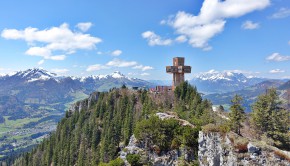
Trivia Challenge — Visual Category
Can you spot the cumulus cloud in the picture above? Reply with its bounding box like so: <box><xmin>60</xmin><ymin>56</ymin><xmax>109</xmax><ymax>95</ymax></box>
<box><xmin>37</xmin><ymin>59</ymin><xmax>45</xmax><ymax>65</ymax></box>
<box><xmin>241</xmin><ymin>21</ymin><xmax>260</xmax><ymax>30</ymax></box>
<box><xmin>76</xmin><ymin>22</ymin><xmax>93</xmax><ymax>32</ymax></box>
<box><xmin>142</xmin><ymin>31</ymin><xmax>172</xmax><ymax>46</ymax></box>
<box><xmin>163</xmin><ymin>0</ymin><xmax>269</xmax><ymax>49</ymax></box>
<box><xmin>266</xmin><ymin>53</ymin><xmax>290</xmax><ymax>62</ymax></box>
<box><xmin>270</xmin><ymin>8</ymin><xmax>290</xmax><ymax>19</ymax></box>
<box><xmin>106</xmin><ymin>58</ymin><xmax>137</xmax><ymax>67</ymax></box>
<box><xmin>86</xmin><ymin>64</ymin><xmax>110</xmax><ymax>72</ymax></box>
<box><xmin>51</xmin><ymin>68</ymin><xmax>69</xmax><ymax>74</ymax></box>
<box><xmin>175</xmin><ymin>35</ymin><xmax>187</xmax><ymax>43</ymax></box>
<box><xmin>87</xmin><ymin>58</ymin><xmax>153</xmax><ymax>73</ymax></box>
<box><xmin>111</xmin><ymin>50</ymin><xmax>122</xmax><ymax>56</ymax></box>
<box><xmin>269</xmin><ymin>69</ymin><xmax>285</xmax><ymax>74</ymax></box>
<box><xmin>133</xmin><ymin>65</ymin><xmax>154</xmax><ymax>71</ymax></box>
<box><xmin>1</xmin><ymin>23</ymin><xmax>101</xmax><ymax>61</ymax></box>
<box><xmin>25</xmin><ymin>47</ymin><xmax>66</xmax><ymax>60</ymax></box>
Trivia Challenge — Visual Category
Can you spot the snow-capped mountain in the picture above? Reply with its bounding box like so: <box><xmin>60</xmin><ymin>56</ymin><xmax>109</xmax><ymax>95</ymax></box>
<box><xmin>190</xmin><ymin>71</ymin><xmax>266</xmax><ymax>93</ymax></box>
<box><xmin>193</xmin><ymin>71</ymin><xmax>248</xmax><ymax>82</ymax></box>
<box><xmin>0</xmin><ymin>68</ymin><xmax>155</xmax><ymax>101</ymax></box>
<box><xmin>0</xmin><ymin>68</ymin><xmax>155</xmax><ymax>119</ymax></box>
<box><xmin>0</xmin><ymin>69</ymin><xmax>153</xmax><ymax>88</ymax></box>
<box><xmin>12</xmin><ymin>68</ymin><xmax>57</xmax><ymax>82</ymax></box>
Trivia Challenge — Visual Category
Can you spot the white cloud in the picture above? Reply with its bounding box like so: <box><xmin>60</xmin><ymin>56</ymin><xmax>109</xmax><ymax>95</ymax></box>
<box><xmin>288</xmin><ymin>41</ymin><xmax>290</xmax><ymax>45</ymax></box>
<box><xmin>87</xmin><ymin>58</ymin><xmax>153</xmax><ymax>73</ymax></box>
<box><xmin>270</xmin><ymin>8</ymin><xmax>290</xmax><ymax>19</ymax></box>
<box><xmin>141</xmin><ymin>73</ymin><xmax>150</xmax><ymax>76</ymax></box>
<box><xmin>25</xmin><ymin>47</ymin><xmax>67</xmax><ymax>60</ymax></box>
<box><xmin>1</xmin><ymin>23</ymin><xmax>101</xmax><ymax>61</ymax></box>
<box><xmin>106</xmin><ymin>58</ymin><xmax>137</xmax><ymax>67</ymax></box>
<box><xmin>164</xmin><ymin>0</ymin><xmax>269</xmax><ymax>49</ymax></box>
<box><xmin>142</xmin><ymin>31</ymin><xmax>172</xmax><ymax>46</ymax></box>
<box><xmin>269</xmin><ymin>69</ymin><xmax>285</xmax><ymax>74</ymax></box>
<box><xmin>224</xmin><ymin>69</ymin><xmax>260</xmax><ymax>75</ymax></box>
<box><xmin>133</xmin><ymin>65</ymin><xmax>154</xmax><ymax>71</ymax></box>
<box><xmin>266</xmin><ymin>53</ymin><xmax>290</xmax><ymax>62</ymax></box>
<box><xmin>175</xmin><ymin>35</ymin><xmax>187</xmax><ymax>43</ymax></box>
<box><xmin>241</xmin><ymin>21</ymin><xmax>260</xmax><ymax>30</ymax></box>
<box><xmin>111</xmin><ymin>50</ymin><xmax>122</xmax><ymax>56</ymax></box>
<box><xmin>51</xmin><ymin>68</ymin><xmax>69</xmax><ymax>74</ymax></box>
<box><xmin>128</xmin><ymin>72</ymin><xmax>137</xmax><ymax>76</ymax></box>
<box><xmin>160</xmin><ymin>20</ymin><xmax>166</xmax><ymax>25</ymax></box>
<box><xmin>86</xmin><ymin>64</ymin><xmax>110</xmax><ymax>71</ymax></box>
<box><xmin>76</xmin><ymin>22</ymin><xmax>93</xmax><ymax>32</ymax></box>
<box><xmin>37</xmin><ymin>60</ymin><xmax>45</xmax><ymax>65</ymax></box>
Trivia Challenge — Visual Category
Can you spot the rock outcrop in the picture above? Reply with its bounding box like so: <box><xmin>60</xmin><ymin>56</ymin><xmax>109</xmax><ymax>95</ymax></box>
<box><xmin>119</xmin><ymin>135</ymin><xmax>195</xmax><ymax>166</ymax></box>
<box><xmin>198</xmin><ymin>131</ymin><xmax>290</xmax><ymax>166</ymax></box>
<box><xmin>70</xmin><ymin>92</ymin><xmax>99</xmax><ymax>112</ymax></box>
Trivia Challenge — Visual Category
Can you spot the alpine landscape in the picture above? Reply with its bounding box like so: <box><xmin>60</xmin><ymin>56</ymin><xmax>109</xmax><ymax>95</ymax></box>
<box><xmin>0</xmin><ymin>0</ymin><xmax>289</xmax><ymax>166</ymax></box>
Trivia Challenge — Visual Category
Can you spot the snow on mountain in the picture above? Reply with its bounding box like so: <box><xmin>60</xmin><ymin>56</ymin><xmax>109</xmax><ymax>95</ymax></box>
<box><xmin>0</xmin><ymin>68</ymin><xmax>154</xmax><ymax>91</ymax></box>
<box><xmin>12</xmin><ymin>68</ymin><xmax>57</xmax><ymax>82</ymax></box>
<box><xmin>193</xmin><ymin>70</ymin><xmax>248</xmax><ymax>82</ymax></box>
<box><xmin>191</xmin><ymin>71</ymin><xmax>266</xmax><ymax>93</ymax></box>
<box><xmin>110</xmin><ymin>71</ymin><xmax>125</xmax><ymax>78</ymax></box>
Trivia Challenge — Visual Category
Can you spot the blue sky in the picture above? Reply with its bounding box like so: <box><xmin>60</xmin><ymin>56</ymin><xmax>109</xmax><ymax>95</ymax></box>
<box><xmin>0</xmin><ymin>0</ymin><xmax>289</xmax><ymax>80</ymax></box>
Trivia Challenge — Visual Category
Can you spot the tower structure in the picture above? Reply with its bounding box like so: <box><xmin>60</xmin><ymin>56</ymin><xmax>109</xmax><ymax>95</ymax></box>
<box><xmin>166</xmin><ymin>57</ymin><xmax>191</xmax><ymax>90</ymax></box>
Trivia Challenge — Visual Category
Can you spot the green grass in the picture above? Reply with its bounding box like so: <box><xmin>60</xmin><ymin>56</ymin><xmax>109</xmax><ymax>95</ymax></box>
<box><xmin>0</xmin><ymin>116</ymin><xmax>40</xmax><ymax>134</ymax></box>
<box><xmin>38</xmin><ymin>106</ymin><xmax>56</xmax><ymax>111</ymax></box>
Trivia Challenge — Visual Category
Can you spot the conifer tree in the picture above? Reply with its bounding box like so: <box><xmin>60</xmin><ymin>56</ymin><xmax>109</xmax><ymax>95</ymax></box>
<box><xmin>251</xmin><ymin>88</ymin><xmax>289</xmax><ymax>149</ymax></box>
<box><xmin>229</xmin><ymin>94</ymin><xmax>245</xmax><ymax>135</ymax></box>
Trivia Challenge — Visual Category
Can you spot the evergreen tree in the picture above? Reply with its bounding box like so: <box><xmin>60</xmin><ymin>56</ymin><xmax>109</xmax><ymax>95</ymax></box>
<box><xmin>251</xmin><ymin>88</ymin><xmax>289</xmax><ymax>149</ymax></box>
<box><xmin>229</xmin><ymin>94</ymin><xmax>245</xmax><ymax>135</ymax></box>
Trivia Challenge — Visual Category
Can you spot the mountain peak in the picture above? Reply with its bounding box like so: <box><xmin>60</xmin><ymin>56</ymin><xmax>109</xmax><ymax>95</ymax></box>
<box><xmin>15</xmin><ymin>68</ymin><xmax>57</xmax><ymax>82</ymax></box>
<box><xmin>110</xmin><ymin>71</ymin><xmax>125</xmax><ymax>78</ymax></box>
<box><xmin>194</xmin><ymin>71</ymin><xmax>247</xmax><ymax>82</ymax></box>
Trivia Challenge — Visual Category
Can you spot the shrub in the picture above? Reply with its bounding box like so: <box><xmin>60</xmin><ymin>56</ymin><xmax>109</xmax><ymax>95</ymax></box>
<box><xmin>126</xmin><ymin>154</ymin><xmax>142</xmax><ymax>166</ymax></box>
<box><xmin>202</xmin><ymin>123</ymin><xmax>230</xmax><ymax>134</ymax></box>
<box><xmin>171</xmin><ymin>138</ymin><xmax>181</xmax><ymax>149</ymax></box>
<box><xmin>99</xmin><ymin>158</ymin><xmax>125</xmax><ymax>166</ymax></box>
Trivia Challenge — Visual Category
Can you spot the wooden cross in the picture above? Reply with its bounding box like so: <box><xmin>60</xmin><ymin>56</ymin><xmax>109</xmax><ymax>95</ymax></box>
<box><xmin>166</xmin><ymin>57</ymin><xmax>191</xmax><ymax>90</ymax></box>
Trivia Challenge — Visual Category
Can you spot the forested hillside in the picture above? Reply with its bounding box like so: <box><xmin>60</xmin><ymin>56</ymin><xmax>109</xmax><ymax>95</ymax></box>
<box><xmin>9</xmin><ymin>82</ymin><xmax>216</xmax><ymax>165</ymax></box>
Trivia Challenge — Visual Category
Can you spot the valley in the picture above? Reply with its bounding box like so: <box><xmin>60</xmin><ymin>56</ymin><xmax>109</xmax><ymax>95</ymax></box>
<box><xmin>0</xmin><ymin>68</ymin><xmax>155</xmax><ymax>160</ymax></box>
<box><xmin>0</xmin><ymin>68</ymin><xmax>289</xmax><ymax>162</ymax></box>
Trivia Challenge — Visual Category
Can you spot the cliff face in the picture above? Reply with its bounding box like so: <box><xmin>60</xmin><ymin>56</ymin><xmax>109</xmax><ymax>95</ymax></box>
<box><xmin>198</xmin><ymin>131</ymin><xmax>290</xmax><ymax>166</ymax></box>
<box><xmin>70</xmin><ymin>91</ymin><xmax>99</xmax><ymax>112</ymax></box>
<box><xmin>119</xmin><ymin>135</ymin><xmax>195</xmax><ymax>166</ymax></box>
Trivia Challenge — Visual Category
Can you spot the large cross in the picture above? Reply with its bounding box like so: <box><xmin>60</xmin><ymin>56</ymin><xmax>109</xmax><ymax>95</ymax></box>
<box><xmin>166</xmin><ymin>57</ymin><xmax>191</xmax><ymax>90</ymax></box>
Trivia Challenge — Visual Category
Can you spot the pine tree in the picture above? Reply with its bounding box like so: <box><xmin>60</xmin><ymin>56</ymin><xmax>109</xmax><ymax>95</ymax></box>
<box><xmin>229</xmin><ymin>94</ymin><xmax>245</xmax><ymax>135</ymax></box>
<box><xmin>251</xmin><ymin>88</ymin><xmax>289</xmax><ymax>149</ymax></box>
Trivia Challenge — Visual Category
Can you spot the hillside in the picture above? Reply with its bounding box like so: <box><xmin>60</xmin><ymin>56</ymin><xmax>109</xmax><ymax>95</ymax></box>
<box><xmin>204</xmin><ymin>80</ymin><xmax>286</xmax><ymax>112</ymax></box>
<box><xmin>279</xmin><ymin>80</ymin><xmax>290</xmax><ymax>90</ymax></box>
<box><xmin>9</xmin><ymin>82</ymin><xmax>215</xmax><ymax>165</ymax></box>
<box><xmin>0</xmin><ymin>68</ymin><xmax>155</xmax><ymax>160</ymax></box>
<box><xmin>190</xmin><ymin>71</ymin><xmax>266</xmax><ymax>94</ymax></box>
<box><xmin>2</xmin><ymin>82</ymin><xmax>288</xmax><ymax>165</ymax></box>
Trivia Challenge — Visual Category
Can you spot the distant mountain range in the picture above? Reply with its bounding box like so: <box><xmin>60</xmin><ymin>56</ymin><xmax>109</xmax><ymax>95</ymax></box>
<box><xmin>204</xmin><ymin>80</ymin><xmax>290</xmax><ymax>112</ymax></box>
<box><xmin>0</xmin><ymin>68</ymin><xmax>155</xmax><ymax>119</ymax></box>
<box><xmin>0</xmin><ymin>68</ymin><xmax>156</xmax><ymax>160</ymax></box>
<box><xmin>0</xmin><ymin>68</ymin><xmax>289</xmax><ymax>160</ymax></box>
<box><xmin>190</xmin><ymin>71</ymin><xmax>267</xmax><ymax>94</ymax></box>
